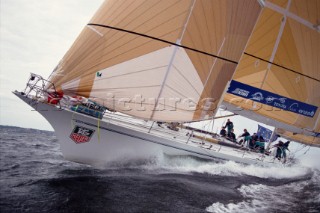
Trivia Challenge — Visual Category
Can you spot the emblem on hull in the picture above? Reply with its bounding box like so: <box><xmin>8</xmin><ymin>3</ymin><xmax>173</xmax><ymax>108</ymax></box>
<box><xmin>70</xmin><ymin>125</ymin><xmax>95</xmax><ymax>144</ymax></box>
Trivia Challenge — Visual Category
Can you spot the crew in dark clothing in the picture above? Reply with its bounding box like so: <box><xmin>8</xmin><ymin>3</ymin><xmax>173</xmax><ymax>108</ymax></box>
<box><xmin>249</xmin><ymin>139</ymin><xmax>255</xmax><ymax>149</ymax></box>
<box><xmin>255</xmin><ymin>136</ymin><xmax>266</xmax><ymax>153</ymax></box>
<box><xmin>282</xmin><ymin>141</ymin><xmax>290</xmax><ymax>162</ymax></box>
<box><xmin>250</xmin><ymin>133</ymin><xmax>258</xmax><ymax>149</ymax></box>
<box><xmin>239</xmin><ymin>129</ymin><xmax>251</xmax><ymax>147</ymax></box>
<box><xmin>252</xmin><ymin>133</ymin><xmax>258</xmax><ymax>142</ymax></box>
<box><xmin>220</xmin><ymin>127</ymin><xmax>227</xmax><ymax>137</ymax></box>
<box><xmin>227</xmin><ymin>129</ymin><xmax>236</xmax><ymax>142</ymax></box>
<box><xmin>167</xmin><ymin>122</ymin><xmax>179</xmax><ymax>131</ymax></box>
<box><xmin>274</xmin><ymin>141</ymin><xmax>284</xmax><ymax>160</ymax></box>
<box><xmin>239</xmin><ymin>129</ymin><xmax>250</xmax><ymax>137</ymax></box>
<box><xmin>224</xmin><ymin>119</ymin><xmax>234</xmax><ymax>135</ymax></box>
<box><xmin>157</xmin><ymin>122</ymin><xmax>164</xmax><ymax>127</ymax></box>
<box><xmin>259</xmin><ymin>136</ymin><xmax>265</xmax><ymax>142</ymax></box>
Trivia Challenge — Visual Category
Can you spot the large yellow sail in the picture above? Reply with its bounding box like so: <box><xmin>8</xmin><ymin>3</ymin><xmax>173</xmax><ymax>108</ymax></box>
<box><xmin>47</xmin><ymin>0</ymin><xmax>262</xmax><ymax>122</ymax></box>
<box><xmin>223</xmin><ymin>0</ymin><xmax>320</xmax><ymax>145</ymax></box>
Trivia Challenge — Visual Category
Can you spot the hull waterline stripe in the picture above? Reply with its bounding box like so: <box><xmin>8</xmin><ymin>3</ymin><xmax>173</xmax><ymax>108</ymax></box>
<box><xmin>87</xmin><ymin>23</ymin><xmax>238</xmax><ymax>65</ymax></box>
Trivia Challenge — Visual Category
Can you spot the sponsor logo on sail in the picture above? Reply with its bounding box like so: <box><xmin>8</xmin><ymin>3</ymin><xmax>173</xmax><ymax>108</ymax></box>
<box><xmin>227</xmin><ymin>80</ymin><xmax>318</xmax><ymax>118</ymax></box>
<box><xmin>231</xmin><ymin>88</ymin><xmax>249</xmax><ymax>97</ymax></box>
<box><xmin>70</xmin><ymin>125</ymin><xmax>95</xmax><ymax>144</ymax></box>
<box><xmin>267</xmin><ymin>96</ymin><xmax>287</xmax><ymax>104</ymax></box>
<box><xmin>278</xmin><ymin>98</ymin><xmax>286</xmax><ymax>104</ymax></box>
<box><xmin>289</xmin><ymin>103</ymin><xmax>299</xmax><ymax>112</ymax></box>
<box><xmin>251</xmin><ymin>92</ymin><xmax>264</xmax><ymax>101</ymax></box>
<box><xmin>266</xmin><ymin>96</ymin><xmax>276</xmax><ymax>103</ymax></box>
<box><xmin>298</xmin><ymin>109</ymin><xmax>315</xmax><ymax>117</ymax></box>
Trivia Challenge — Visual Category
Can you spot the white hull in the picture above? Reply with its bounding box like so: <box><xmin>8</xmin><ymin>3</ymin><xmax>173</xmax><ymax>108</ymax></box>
<box><xmin>15</xmin><ymin>92</ymin><xmax>281</xmax><ymax>166</ymax></box>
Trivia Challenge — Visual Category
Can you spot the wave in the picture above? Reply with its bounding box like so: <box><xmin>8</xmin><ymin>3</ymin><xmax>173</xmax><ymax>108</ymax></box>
<box><xmin>206</xmin><ymin>170</ymin><xmax>320</xmax><ymax>213</ymax></box>
<box><xmin>131</xmin><ymin>154</ymin><xmax>313</xmax><ymax>180</ymax></box>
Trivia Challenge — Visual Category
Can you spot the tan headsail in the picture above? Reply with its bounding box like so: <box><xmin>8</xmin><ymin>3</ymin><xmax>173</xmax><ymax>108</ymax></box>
<box><xmin>223</xmin><ymin>0</ymin><xmax>320</xmax><ymax>145</ymax></box>
<box><xmin>47</xmin><ymin>0</ymin><xmax>262</xmax><ymax>122</ymax></box>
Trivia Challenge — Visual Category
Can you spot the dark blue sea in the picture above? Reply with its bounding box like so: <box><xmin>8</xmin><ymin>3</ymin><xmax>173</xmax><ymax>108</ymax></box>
<box><xmin>0</xmin><ymin>125</ymin><xmax>319</xmax><ymax>213</ymax></box>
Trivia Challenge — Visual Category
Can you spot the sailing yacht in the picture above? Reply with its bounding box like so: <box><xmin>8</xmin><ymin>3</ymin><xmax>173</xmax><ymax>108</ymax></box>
<box><xmin>14</xmin><ymin>0</ymin><xmax>319</xmax><ymax>166</ymax></box>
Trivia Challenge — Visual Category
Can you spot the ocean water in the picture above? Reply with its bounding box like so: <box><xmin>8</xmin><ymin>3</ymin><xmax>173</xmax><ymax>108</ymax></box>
<box><xmin>0</xmin><ymin>126</ymin><xmax>319</xmax><ymax>213</ymax></box>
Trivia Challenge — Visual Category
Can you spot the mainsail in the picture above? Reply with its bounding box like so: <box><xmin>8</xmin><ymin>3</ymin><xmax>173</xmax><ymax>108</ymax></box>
<box><xmin>47</xmin><ymin>0</ymin><xmax>262</xmax><ymax>122</ymax></box>
<box><xmin>223</xmin><ymin>0</ymin><xmax>320</xmax><ymax>146</ymax></box>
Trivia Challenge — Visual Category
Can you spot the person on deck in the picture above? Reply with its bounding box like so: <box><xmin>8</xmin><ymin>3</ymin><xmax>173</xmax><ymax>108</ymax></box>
<box><xmin>252</xmin><ymin>133</ymin><xmax>258</xmax><ymax>142</ymax></box>
<box><xmin>220</xmin><ymin>127</ymin><xmax>227</xmax><ymax>137</ymax></box>
<box><xmin>273</xmin><ymin>141</ymin><xmax>284</xmax><ymax>160</ymax></box>
<box><xmin>227</xmin><ymin>129</ymin><xmax>236</xmax><ymax>142</ymax></box>
<box><xmin>255</xmin><ymin>136</ymin><xmax>266</xmax><ymax>153</ymax></box>
<box><xmin>259</xmin><ymin>135</ymin><xmax>265</xmax><ymax>142</ymax></box>
<box><xmin>249</xmin><ymin>133</ymin><xmax>258</xmax><ymax>149</ymax></box>
<box><xmin>168</xmin><ymin>122</ymin><xmax>179</xmax><ymax>131</ymax></box>
<box><xmin>282</xmin><ymin>141</ymin><xmax>291</xmax><ymax>162</ymax></box>
<box><xmin>249</xmin><ymin>138</ymin><xmax>255</xmax><ymax>149</ymax></box>
<box><xmin>224</xmin><ymin>119</ymin><xmax>234</xmax><ymax>136</ymax></box>
<box><xmin>239</xmin><ymin>129</ymin><xmax>251</xmax><ymax>148</ymax></box>
<box><xmin>157</xmin><ymin>122</ymin><xmax>164</xmax><ymax>127</ymax></box>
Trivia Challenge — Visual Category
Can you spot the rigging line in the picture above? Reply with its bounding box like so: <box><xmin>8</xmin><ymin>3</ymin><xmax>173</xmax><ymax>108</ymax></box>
<box><xmin>87</xmin><ymin>23</ymin><xmax>238</xmax><ymax>65</ymax></box>
<box><xmin>171</xmin><ymin>64</ymin><xmax>201</xmax><ymax>96</ymax></box>
<box><xmin>244</xmin><ymin>52</ymin><xmax>320</xmax><ymax>82</ymax></box>
<box><xmin>165</xmin><ymin>84</ymin><xmax>197</xmax><ymax>100</ymax></box>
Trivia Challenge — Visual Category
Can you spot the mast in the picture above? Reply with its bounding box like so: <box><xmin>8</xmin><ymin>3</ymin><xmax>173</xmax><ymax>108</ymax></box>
<box><xmin>259</xmin><ymin>0</ymin><xmax>292</xmax><ymax>89</ymax></box>
<box><xmin>149</xmin><ymin>0</ymin><xmax>196</xmax><ymax>120</ymax></box>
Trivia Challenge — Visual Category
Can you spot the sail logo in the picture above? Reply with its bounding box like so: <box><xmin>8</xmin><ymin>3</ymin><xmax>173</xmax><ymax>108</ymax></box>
<box><xmin>251</xmin><ymin>92</ymin><xmax>264</xmax><ymax>101</ymax></box>
<box><xmin>289</xmin><ymin>103</ymin><xmax>299</xmax><ymax>112</ymax></box>
<box><xmin>231</xmin><ymin>88</ymin><xmax>249</xmax><ymax>97</ymax></box>
<box><xmin>298</xmin><ymin>109</ymin><xmax>315</xmax><ymax>117</ymax></box>
<box><xmin>227</xmin><ymin>80</ymin><xmax>318</xmax><ymax>118</ymax></box>
<box><xmin>266</xmin><ymin>96</ymin><xmax>286</xmax><ymax>104</ymax></box>
<box><xmin>70</xmin><ymin>125</ymin><xmax>95</xmax><ymax>144</ymax></box>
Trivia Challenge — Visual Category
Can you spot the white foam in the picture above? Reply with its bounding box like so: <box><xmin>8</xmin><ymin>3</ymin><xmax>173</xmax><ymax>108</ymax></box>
<box><xmin>206</xmin><ymin>184</ymin><xmax>292</xmax><ymax>213</ymax></box>
<box><xmin>143</xmin><ymin>155</ymin><xmax>311</xmax><ymax>179</ymax></box>
<box><xmin>225</xmin><ymin>163</ymin><xmax>311</xmax><ymax>179</ymax></box>
<box><xmin>206</xmin><ymin>201</ymin><xmax>259</xmax><ymax>213</ymax></box>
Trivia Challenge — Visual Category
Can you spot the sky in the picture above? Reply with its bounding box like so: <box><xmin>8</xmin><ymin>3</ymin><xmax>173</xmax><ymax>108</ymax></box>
<box><xmin>0</xmin><ymin>0</ymin><xmax>104</xmax><ymax>130</ymax></box>
<box><xmin>0</xmin><ymin>0</ymin><xmax>319</xmax><ymax>168</ymax></box>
